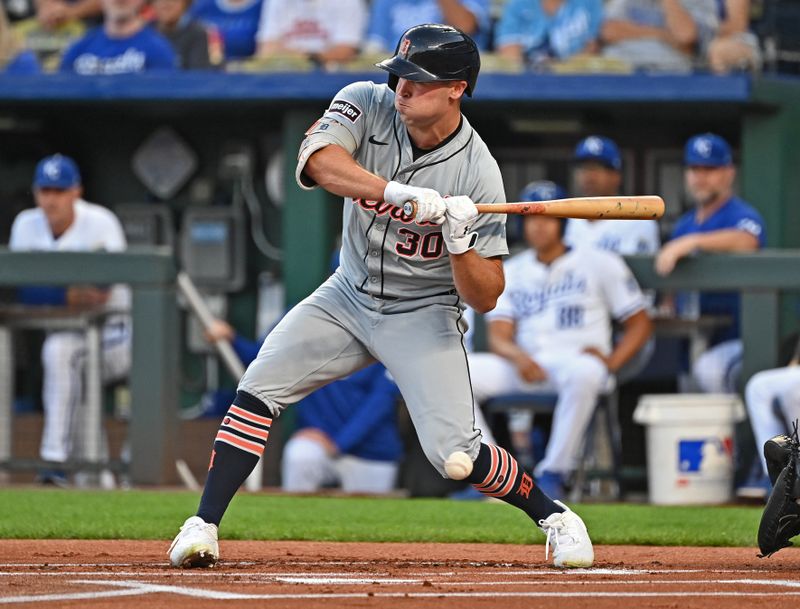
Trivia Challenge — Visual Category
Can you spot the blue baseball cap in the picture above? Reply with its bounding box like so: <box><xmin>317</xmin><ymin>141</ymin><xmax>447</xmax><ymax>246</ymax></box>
<box><xmin>573</xmin><ymin>136</ymin><xmax>622</xmax><ymax>171</ymax></box>
<box><xmin>33</xmin><ymin>154</ymin><xmax>81</xmax><ymax>189</ymax></box>
<box><xmin>519</xmin><ymin>180</ymin><xmax>567</xmax><ymax>202</ymax></box>
<box><xmin>684</xmin><ymin>133</ymin><xmax>732</xmax><ymax>167</ymax></box>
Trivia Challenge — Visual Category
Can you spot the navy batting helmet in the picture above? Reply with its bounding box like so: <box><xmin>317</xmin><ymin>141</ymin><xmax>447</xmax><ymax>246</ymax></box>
<box><xmin>376</xmin><ymin>24</ymin><xmax>480</xmax><ymax>96</ymax></box>
<box><xmin>519</xmin><ymin>180</ymin><xmax>567</xmax><ymax>203</ymax></box>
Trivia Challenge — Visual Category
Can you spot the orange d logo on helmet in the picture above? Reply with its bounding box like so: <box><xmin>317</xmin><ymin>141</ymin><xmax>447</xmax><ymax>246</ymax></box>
<box><xmin>399</xmin><ymin>37</ymin><xmax>411</xmax><ymax>57</ymax></box>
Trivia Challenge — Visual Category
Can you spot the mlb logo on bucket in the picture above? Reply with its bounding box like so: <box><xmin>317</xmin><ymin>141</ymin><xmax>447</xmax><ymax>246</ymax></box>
<box><xmin>678</xmin><ymin>437</ymin><xmax>733</xmax><ymax>475</ymax></box>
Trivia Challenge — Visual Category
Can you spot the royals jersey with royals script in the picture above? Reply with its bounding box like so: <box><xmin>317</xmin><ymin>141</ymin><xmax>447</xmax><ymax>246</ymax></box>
<box><xmin>296</xmin><ymin>81</ymin><xmax>508</xmax><ymax>300</ymax></box>
<box><xmin>486</xmin><ymin>247</ymin><xmax>645</xmax><ymax>356</ymax></box>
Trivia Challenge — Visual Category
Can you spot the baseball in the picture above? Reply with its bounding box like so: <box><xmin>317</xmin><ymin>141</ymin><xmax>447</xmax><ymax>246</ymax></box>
<box><xmin>444</xmin><ymin>451</ymin><xmax>473</xmax><ymax>480</ymax></box>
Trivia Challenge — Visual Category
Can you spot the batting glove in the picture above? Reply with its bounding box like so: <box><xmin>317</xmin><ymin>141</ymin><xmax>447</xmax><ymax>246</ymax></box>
<box><xmin>442</xmin><ymin>196</ymin><xmax>479</xmax><ymax>255</ymax></box>
<box><xmin>384</xmin><ymin>181</ymin><xmax>446</xmax><ymax>225</ymax></box>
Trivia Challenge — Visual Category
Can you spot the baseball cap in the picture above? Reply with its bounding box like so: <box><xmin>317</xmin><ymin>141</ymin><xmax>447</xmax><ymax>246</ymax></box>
<box><xmin>684</xmin><ymin>133</ymin><xmax>732</xmax><ymax>167</ymax></box>
<box><xmin>573</xmin><ymin>136</ymin><xmax>622</xmax><ymax>171</ymax></box>
<box><xmin>33</xmin><ymin>154</ymin><xmax>81</xmax><ymax>189</ymax></box>
<box><xmin>519</xmin><ymin>180</ymin><xmax>566</xmax><ymax>202</ymax></box>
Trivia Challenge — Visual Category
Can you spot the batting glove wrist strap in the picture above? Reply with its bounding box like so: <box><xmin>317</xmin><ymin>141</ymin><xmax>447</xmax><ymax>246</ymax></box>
<box><xmin>443</xmin><ymin>195</ymin><xmax>479</xmax><ymax>254</ymax></box>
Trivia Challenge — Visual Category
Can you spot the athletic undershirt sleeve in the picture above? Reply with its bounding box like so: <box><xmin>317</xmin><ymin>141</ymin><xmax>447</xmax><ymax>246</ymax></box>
<box><xmin>296</xmin><ymin>82</ymin><xmax>374</xmax><ymax>190</ymax></box>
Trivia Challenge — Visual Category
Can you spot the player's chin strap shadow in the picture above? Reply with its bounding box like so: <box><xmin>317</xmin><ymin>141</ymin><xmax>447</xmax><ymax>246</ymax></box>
<box><xmin>757</xmin><ymin>419</ymin><xmax>800</xmax><ymax>558</ymax></box>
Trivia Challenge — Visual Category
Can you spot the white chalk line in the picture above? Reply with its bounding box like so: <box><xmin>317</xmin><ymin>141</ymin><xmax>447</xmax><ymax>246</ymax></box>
<box><xmin>3</xmin><ymin>575</ymin><xmax>800</xmax><ymax>605</ymax></box>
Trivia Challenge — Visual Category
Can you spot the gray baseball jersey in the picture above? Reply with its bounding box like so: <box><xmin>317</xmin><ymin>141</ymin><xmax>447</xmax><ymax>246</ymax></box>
<box><xmin>239</xmin><ymin>80</ymin><xmax>508</xmax><ymax>476</ymax></box>
<box><xmin>297</xmin><ymin>81</ymin><xmax>508</xmax><ymax>299</ymax></box>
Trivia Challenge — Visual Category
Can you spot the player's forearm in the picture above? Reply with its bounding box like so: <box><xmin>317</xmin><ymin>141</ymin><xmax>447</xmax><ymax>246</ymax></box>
<box><xmin>450</xmin><ymin>253</ymin><xmax>504</xmax><ymax>313</ymax></box>
<box><xmin>662</xmin><ymin>0</ymin><xmax>698</xmax><ymax>47</ymax></box>
<box><xmin>304</xmin><ymin>145</ymin><xmax>388</xmax><ymax>202</ymax></box>
<box><xmin>606</xmin><ymin>310</ymin><xmax>652</xmax><ymax>373</ymax></box>
<box><xmin>437</xmin><ymin>0</ymin><xmax>478</xmax><ymax>34</ymax></box>
<box><xmin>489</xmin><ymin>336</ymin><xmax>531</xmax><ymax>365</ymax></box>
<box><xmin>691</xmin><ymin>229</ymin><xmax>760</xmax><ymax>253</ymax></box>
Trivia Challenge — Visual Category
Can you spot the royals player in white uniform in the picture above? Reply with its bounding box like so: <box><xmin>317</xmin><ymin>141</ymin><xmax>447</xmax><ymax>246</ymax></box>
<box><xmin>564</xmin><ymin>135</ymin><xmax>660</xmax><ymax>255</ymax></box>
<box><xmin>469</xmin><ymin>211</ymin><xmax>652</xmax><ymax>500</ymax></box>
<box><xmin>169</xmin><ymin>24</ymin><xmax>594</xmax><ymax>569</ymax></box>
<box><xmin>9</xmin><ymin>154</ymin><xmax>131</xmax><ymax>485</ymax></box>
<box><xmin>744</xmin><ymin>337</ymin><xmax>800</xmax><ymax>496</ymax></box>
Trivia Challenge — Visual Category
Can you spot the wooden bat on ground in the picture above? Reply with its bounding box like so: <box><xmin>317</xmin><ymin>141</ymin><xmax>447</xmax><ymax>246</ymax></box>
<box><xmin>403</xmin><ymin>195</ymin><xmax>664</xmax><ymax>220</ymax></box>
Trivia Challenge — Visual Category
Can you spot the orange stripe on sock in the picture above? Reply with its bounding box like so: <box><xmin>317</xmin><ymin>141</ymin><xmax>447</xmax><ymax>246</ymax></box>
<box><xmin>480</xmin><ymin>447</ymin><xmax>510</xmax><ymax>494</ymax></box>
<box><xmin>228</xmin><ymin>405</ymin><xmax>272</xmax><ymax>427</ymax></box>
<box><xmin>487</xmin><ymin>456</ymin><xmax>518</xmax><ymax>498</ymax></box>
<box><xmin>215</xmin><ymin>430</ymin><xmax>265</xmax><ymax>457</ymax></box>
<box><xmin>223</xmin><ymin>417</ymin><xmax>269</xmax><ymax>441</ymax></box>
<box><xmin>475</xmin><ymin>445</ymin><xmax>499</xmax><ymax>489</ymax></box>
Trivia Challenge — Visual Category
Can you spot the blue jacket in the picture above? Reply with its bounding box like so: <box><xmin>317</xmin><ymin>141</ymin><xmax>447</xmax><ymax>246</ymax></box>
<box><xmin>671</xmin><ymin>195</ymin><xmax>765</xmax><ymax>343</ymax></box>
<box><xmin>231</xmin><ymin>335</ymin><xmax>402</xmax><ymax>462</ymax></box>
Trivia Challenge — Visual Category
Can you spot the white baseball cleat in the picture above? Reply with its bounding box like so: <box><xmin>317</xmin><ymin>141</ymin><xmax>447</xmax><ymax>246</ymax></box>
<box><xmin>538</xmin><ymin>500</ymin><xmax>594</xmax><ymax>568</ymax></box>
<box><xmin>168</xmin><ymin>516</ymin><xmax>219</xmax><ymax>568</ymax></box>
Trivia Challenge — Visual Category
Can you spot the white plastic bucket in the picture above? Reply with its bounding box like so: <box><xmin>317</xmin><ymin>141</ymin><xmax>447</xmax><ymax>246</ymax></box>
<box><xmin>633</xmin><ymin>394</ymin><xmax>746</xmax><ymax>505</ymax></box>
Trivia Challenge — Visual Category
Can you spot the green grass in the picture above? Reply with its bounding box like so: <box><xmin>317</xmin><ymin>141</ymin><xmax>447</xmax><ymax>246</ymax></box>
<box><xmin>0</xmin><ymin>489</ymin><xmax>762</xmax><ymax>547</ymax></box>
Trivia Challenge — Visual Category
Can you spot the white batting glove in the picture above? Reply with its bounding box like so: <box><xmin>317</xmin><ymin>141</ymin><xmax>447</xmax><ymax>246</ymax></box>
<box><xmin>442</xmin><ymin>195</ymin><xmax>479</xmax><ymax>254</ymax></box>
<box><xmin>384</xmin><ymin>181</ymin><xmax>446</xmax><ymax>225</ymax></box>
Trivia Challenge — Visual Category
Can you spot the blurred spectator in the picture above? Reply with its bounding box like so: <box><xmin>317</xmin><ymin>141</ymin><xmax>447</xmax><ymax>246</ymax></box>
<box><xmin>188</xmin><ymin>0</ymin><xmax>261</xmax><ymax>59</ymax></box>
<box><xmin>707</xmin><ymin>0</ymin><xmax>760</xmax><ymax>73</ymax></box>
<box><xmin>655</xmin><ymin>133</ymin><xmax>765</xmax><ymax>393</ymax></box>
<box><xmin>204</xmin><ymin>319</ymin><xmax>403</xmax><ymax>494</ymax></box>
<box><xmin>1</xmin><ymin>3</ymin><xmax>40</xmax><ymax>72</ymax></box>
<box><xmin>60</xmin><ymin>0</ymin><xmax>176</xmax><ymax>73</ymax></box>
<box><xmin>601</xmin><ymin>0</ymin><xmax>719</xmax><ymax>72</ymax></box>
<box><xmin>255</xmin><ymin>0</ymin><xmax>366</xmax><ymax>67</ymax></box>
<box><xmin>565</xmin><ymin>135</ymin><xmax>660</xmax><ymax>255</ymax></box>
<box><xmin>153</xmin><ymin>0</ymin><xmax>217</xmax><ymax>69</ymax></box>
<box><xmin>468</xmin><ymin>185</ymin><xmax>652</xmax><ymax>499</ymax></box>
<box><xmin>495</xmin><ymin>0</ymin><xmax>602</xmax><ymax>67</ymax></box>
<box><xmin>742</xmin><ymin>335</ymin><xmax>800</xmax><ymax>498</ymax></box>
<box><xmin>364</xmin><ymin>0</ymin><xmax>491</xmax><ymax>52</ymax></box>
<box><xmin>8</xmin><ymin>154</ymin><xmax>131</xmax><ymax>487</ymax></box>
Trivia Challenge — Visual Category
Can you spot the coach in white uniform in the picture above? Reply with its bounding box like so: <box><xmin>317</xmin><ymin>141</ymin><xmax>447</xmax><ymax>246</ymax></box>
<box><xmin>564</xmin><ymin>135</ymin><xmax>660</xmax><ymax>256</ymax></box>
<box><xmin>9</xmin><ymin>155</ymin><xmax>131</xmax><ymax>484</ymax></box>
<box><xmin>470</xmin><ymin>210</ymin><xmax>652</xmax><ymax>499</ymax></box>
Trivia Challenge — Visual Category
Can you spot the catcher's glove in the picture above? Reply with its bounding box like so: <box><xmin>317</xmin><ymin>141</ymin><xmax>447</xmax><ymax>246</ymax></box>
<box><xmin>765</xmin><ymin>434</ymin><xmax>794</xmax><ymax>485</ymax></box>
<box><xmin>758</xmin><ymin>423</ymin><xmax>800</xmax><ymax>558</ymax></box>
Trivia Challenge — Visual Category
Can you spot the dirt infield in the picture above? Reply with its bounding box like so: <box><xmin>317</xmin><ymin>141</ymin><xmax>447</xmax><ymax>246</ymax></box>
<box><xmin>2</xmin><ymin>540</ymin><xmax>800</xmax><ymax>608</ymax></box>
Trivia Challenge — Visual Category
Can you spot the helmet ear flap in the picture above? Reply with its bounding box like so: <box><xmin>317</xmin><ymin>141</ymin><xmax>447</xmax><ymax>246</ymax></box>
<box><xmin>388</xmin><ymin>74</ymin><xmax>399</xmax><ymax>92</ymax></box>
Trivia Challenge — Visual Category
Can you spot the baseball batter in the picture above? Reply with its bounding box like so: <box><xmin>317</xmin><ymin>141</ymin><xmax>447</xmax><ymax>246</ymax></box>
<box><xmin>9</xmin><ymin>154</ymin><xmax>131</xmax><ymax>483</ymax></box>
<box><xmin>169</xmin><ymin>23</ymin><xmax>593</xmax><ymax>569</ymax></box>
<box><xmin>469</xmin><ymin>209</ymin><xmax>652</xmax><ymax>499</ymax></box>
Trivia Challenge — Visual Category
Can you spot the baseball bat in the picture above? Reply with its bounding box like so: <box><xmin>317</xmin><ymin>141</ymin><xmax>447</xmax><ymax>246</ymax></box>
<box><xmin>176</xmin><ymin>271</ymin><xmax>246</xmax><ymax>379</ymax></box>
<box><xmin>403</xmin><ymin>195</ymin><xmax>664</xmax><ymax>220</ymax></box>
<box><xmin>177</xmin><ymin>272</ymin><xmax>263</xmax><ymax>492</ymax></box>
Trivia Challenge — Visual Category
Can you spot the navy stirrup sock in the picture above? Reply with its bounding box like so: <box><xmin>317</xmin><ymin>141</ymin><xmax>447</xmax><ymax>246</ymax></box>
<box><xmin>197</xmin><ymin>390</ymin><xmax>273</xmax><ymax>526</ymax></box>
